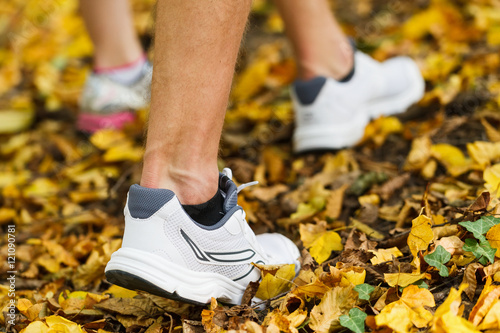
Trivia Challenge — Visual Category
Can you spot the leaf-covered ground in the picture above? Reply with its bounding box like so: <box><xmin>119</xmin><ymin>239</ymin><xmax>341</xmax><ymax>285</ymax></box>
<box><xmin>2</xmin><ymin>0</ymin><xmax>500</xmax><ymax>332</ymax></box>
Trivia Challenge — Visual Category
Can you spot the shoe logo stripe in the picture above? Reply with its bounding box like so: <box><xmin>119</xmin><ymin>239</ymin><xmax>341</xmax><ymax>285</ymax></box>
<box><xmin>233</xmin><ymin>260</ymin><xmax>264</xmax><ymax>282</ymax></box>
<box><xmin>205</xmin><ymin>249</ymin><xmax>255</xmax><ymax>263</ymax></box>
<box><xmin>180</xmin><ymin>229</ymin><xmax>256</xmax><ymax>263</ymax></box>
<box><xmin>180</xmin><ymin>229</ymin><xmax>209</xmax><ymax>262</ymax></box>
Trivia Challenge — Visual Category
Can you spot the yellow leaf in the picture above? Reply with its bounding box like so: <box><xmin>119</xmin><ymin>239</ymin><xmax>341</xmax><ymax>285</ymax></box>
<box><xmin>408</xmin><ymin>214</ymin><xmax>434</xmax><ymax>269</ymax></box>
<box><xmin>404</xmin><ymin>136</ymin><xmax>432</xmax><ymax>171</ymax></box>
<box><xmin>0</xmin><ymin>208</ymin><xmax>16</xmax><ymax>224</ymax></box>
<box><xmin>369</xmin><ymin>247</ymin><xmax>403</xmax><ymax>265</ymax></box>
<box><xmin>309</xmin><ymin>231</ymin><xmax>343</xmax><ymax>264</ymax></box>
<box><xmin>309</xmin><ymin>286</ymin><xmax>357</xmax><ymax>333</ymax></box>
<box><xmin>17</xmin><ymin>298</ymin><xmax>33</xmax><ymax>313</ymax></box>
<box><xmin>479</xmin><ymin>299</ymin><xmax>500</xmax><ymax>330</ymax></box>
<box><xmin>431</xmin><ymin>143</ymin><xmax>472</xmax><ymax>176</ymax></box>
<box><xmin>375</xmin><ymin>301</ymin><xmax>413</xmax><ymax>333</ymax></box>
<box><xmin>467</xmin><ymin>141</ymin><xmax>500</xmax><ymax>168</ymax></box>
<box><xmin>89</xmin><ymin>129</ymin><xmax>128</xmax><ymax>150</ymax></box>
<box><xmin>20</xmin><ymin>321</ymin><xmax>49</xmax><ymax>333</ymax></box>
<box><xmin>0</xmin><ymin>109</ymin><xmax>35</xmax><ymax>134</ymax></box>
<box><xmin>255</xmin><ymin>264</ymin><xmax>296</xmax><ymax>300</ymax></box>
<box><xmin>103</xmin><ymin>143</ymin><xmax>143</xmax><ymax>162</ymax></box>
<box><xmin>469</xmin><ymin>278</ymin><xmax>500</xmax><ymax>326</ymax></box>
<box><xmin>358</xmin><ymin>194</ymin><xmax>380</xmax><ymax>206</ymax></box>
<box><xmin>341</xmin><ymin>268</ymin><xmax>366</xmax><ymax>286</ymax></box>
<box><xmin>487</xmin><ymin>26</ymin><xmax>500</xmax><ymax>46</ymax></box>
<box><xmin>23</xmin><ymin>178</ymin><xmax>59</xmax><ymax>198</ymax></box>
<box><xmin>384</xmin><ymin>272</ymin><xmax>429</xmax><ymax>288</ymax></box>
<box><xmin>232</xmin><ymin>59</ymin><xmax>270</xmax><ymax>102</ymax></box>
<box><xmin>290</xmin><ymin>202</ymin><xmax>317</xmax><ymax>220</ymax></box>
<box><xmin>299</xmin><ymin>221</ymin><xmax>327</xmax><ymax>248</ymax></box>
<box><xmin>376</xmin><ymin>285</ymin><xmax>434</xmax><ymax>332</ymax></box>
<box><xmin>436</xmin><ymin>311</ymin><xmax>481</xmax><ymax>333</ymax></box>
<box><xmin>484</xmin><ymin>164</ymin><xmax>500</xmax><ymax>197</ymax></box>
<box><xmin>104</xmin><ymin>285</ymin><xmax>137</xmax><ymax>299</ymax></box>
<box><xmin>401</xmin><ymin>284</ymin><xmax>435</xmax><ymax>308</ymax></box>
<box><xmin>432</xmin><ymin>284</ymin><xmax>468</xmax><ymax>331</ymax></box>
<box><xmin>351</xmin><ymin>219</ymin><xmax>385</xmax><ymax>240</ymax></box>
<box><xmin>362</xmin><ymin>116</ymin><xmax>403</xmax><ymax>146</ymax></box>
<box><xmin>487</xmin><ymin>224</ymin><xmax>500</xmax><ymax>257</ymax></box>
<box><xmin>45</xmin><ymin>315</ymin><xmax>85</xmax><ymax>333</ymax></box>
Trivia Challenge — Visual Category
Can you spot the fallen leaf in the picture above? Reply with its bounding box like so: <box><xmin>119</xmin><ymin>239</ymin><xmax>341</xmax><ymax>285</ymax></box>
<box><xmin>369</xmin><ymin>247</ymin><xmax>403</xmax><ymax>265</ymax></box>
<box><xmin>424</xmin><ymin>245</ymin><xmax>451</xmax><ymax>277</ymax></box>
<box><xmin>384</xmin><ymin>272</ymin><xmax>430</xmax><ymax>288</ymax></box>
<box><xmin>309</xmin><ymin>231</ymin><xmax>343</xmax><ymax>264</ymax></box>
<box><xmin>339</xmin><ymin>308</ymin><xmax>367</xmax><ymax>333</ymax></box>
<box><xmin>309</xmin><ymin>286</ymin><xmax>357</xmax><ymax>333</ymax></box>
<box><xmin>255</xmin><ymin>264</ymin><xmax>296</xmax><ymax>300</ymax></box>
<box><xmin>408</xmin><ymin>213</ymin><xmax>434</xmax><ymax>270</ymax></box>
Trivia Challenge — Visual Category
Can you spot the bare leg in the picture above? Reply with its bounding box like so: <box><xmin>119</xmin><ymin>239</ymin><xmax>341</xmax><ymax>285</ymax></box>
<box><xmin>141</xmin><ymin>0</ymin><xmax>252</xmax><ymax>205</ymax></box>
<box><xmin>274</xmin><ymin>0</ymin><xmax>353</xmax><ymax>81</ymax></box>
<box><xmin>80</xmin><ymin>0</ymin><xmax>143</xmax><ymax>68</ymax></box>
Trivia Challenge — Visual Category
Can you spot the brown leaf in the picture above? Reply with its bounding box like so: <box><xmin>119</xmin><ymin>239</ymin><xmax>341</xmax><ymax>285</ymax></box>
<box><xmin>373</xmin><ymin>173</ymin><xmax>411</xmax><ymax>201</ymax></box>
<box><xmin>94</xmin><ymin>297</ymin><xmax>163</xmax><ymax>318</ymax></box>
<box><xmin>183</xmin><ymin>320</ymin><xmax>205</xmax><ymax>333</ymax></box>
<box><xmin>467</xmin><ymin>191</ymin><xmax>490</xmax><ymax>213</ymax></box>
<box><xmin>325</xmin><ymin>184</ymin><xmax>349</xmax><ymax>219</ymax></box>
<box><xmin>143</xmin><ymin>293</ymin><xmax>192</xmax><ymax>316</ymax></box>
<box><xmin>345</xmin><ymin>229</ymin><xmax>377</xmax><ymax>251</ymax></box>
<box><xmin>463</xmin><ymin>263</ymin><xmax>483</xmax><ymax>301</ymax></box>
<box><xmin>241</xmin><ymin>281</ymin><xmax>260</xmax><ymax>306</ymax></box>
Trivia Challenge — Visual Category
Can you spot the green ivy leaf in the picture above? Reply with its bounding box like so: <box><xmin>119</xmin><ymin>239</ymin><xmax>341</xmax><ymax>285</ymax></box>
<box><xmin>463</xmin><ymin>238</ymin><xmax>496</xmax><ymax>265</ymax></box>
<box><xmin>424</xmin><ymin>245</ymin><xmax>451</xmax><ymax>277</ymax></box>
<box><xmin>459</xmin><ymin>216</ymin><xmax>500</xmax><ymax>242</ymax></box>
<box><xmin>414</xmin><ymin>280</ymin><xmax>429</xmax><ymax>289</ymax></box>
<box><xmin>353</xmin><ymin>283</ymin><xmax>375</xmax><ymax>301</ymax></box>
<box><xmin>339</xmin><ymin>308</ymin><xmax>367</xmax><ymax>333</ymax></box>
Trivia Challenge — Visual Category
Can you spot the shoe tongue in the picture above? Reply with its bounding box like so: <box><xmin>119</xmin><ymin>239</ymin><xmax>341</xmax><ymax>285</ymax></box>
<box><xmin>219</xmin><ymin>174</ymin><xmax>238</xmax><ymax>213</ymax></box>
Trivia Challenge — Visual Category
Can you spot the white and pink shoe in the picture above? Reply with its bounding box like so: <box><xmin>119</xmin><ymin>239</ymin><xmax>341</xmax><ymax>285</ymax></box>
<box><xmin>77</xmin><ymin>61</ymin><xmax>152</xmax><ymax>133</ymax></box>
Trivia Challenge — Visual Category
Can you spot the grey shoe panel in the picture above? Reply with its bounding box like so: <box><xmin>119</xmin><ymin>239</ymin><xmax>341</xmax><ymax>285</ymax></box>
<box><xmin>128</xmin><ymin>184</ymin><xmax>175</xmax><ymax>219</ymax></box>
<box><xmin>292</xmin><ymin>77</ymin><xmax>327</xmax><ymax>105</ymax></box>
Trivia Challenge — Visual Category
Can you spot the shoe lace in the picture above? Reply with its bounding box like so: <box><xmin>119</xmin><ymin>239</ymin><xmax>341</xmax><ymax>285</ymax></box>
<box><xmin>222</xmin><ymin>168</ymin><xmax>266</xmax><ymax>258</ymax></box>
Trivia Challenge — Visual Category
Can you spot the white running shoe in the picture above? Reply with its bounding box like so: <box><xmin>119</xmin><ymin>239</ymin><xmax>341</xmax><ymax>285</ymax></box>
<box><xmin>105</xmin><ymin>168</ymin><xmax>300</xmax><ymax>305</ymax></box>
<box><xmin>77</xmin><ymin>62</ymin><xmax>152</xmax><ymax>133</ymax></box>
<box><xmin>291</xmin><ymin>52</ymin><xmax>425</xmax><ymax>152</ymax></box>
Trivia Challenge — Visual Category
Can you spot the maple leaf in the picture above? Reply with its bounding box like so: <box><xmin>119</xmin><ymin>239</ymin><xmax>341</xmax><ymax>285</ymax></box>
<box><xmin>424</xmin><ymin>245</ymin><xmax>451</xmax><ymax>277</ymax></box>
<box><xmin>309</xmin><ymin>286</ymin><xmax>357</xmax><ymax>333</ymax></box>
<box><xmin>339</xmin><ymin>308</ymin><xmax>367</xmax><ymax>333</ymax></box>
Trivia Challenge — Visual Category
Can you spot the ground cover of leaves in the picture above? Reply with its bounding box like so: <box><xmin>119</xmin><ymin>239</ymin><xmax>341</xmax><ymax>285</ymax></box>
<box><xmin>2</xmin><ymin>0</ymin><xmax>500</xmax><ymax>332</ymax></box>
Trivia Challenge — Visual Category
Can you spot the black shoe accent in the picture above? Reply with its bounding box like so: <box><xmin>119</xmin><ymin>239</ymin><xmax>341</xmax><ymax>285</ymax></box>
<box><xmin>338</xmin><ymin>38</ymin><xmax>357</xmax><ymax>83</ymax></box>
<box><xmin>182</xmin><ymin>190</ymin><xmax>225</xmax><ymax>226</ymax></box>
<box><xmin>105</xmin><ymin>270</ymin><xmax>207</xmax><ymax>306</ymax></box>
<box><xmin>293</xmin><ymin>77</ymin><xmax>327</xmax><ymax>105</ymax></box>
<box><xmin>338</xmin><ymin>65</ymin><xmax>355</xmax><ymax>82</ymax></box>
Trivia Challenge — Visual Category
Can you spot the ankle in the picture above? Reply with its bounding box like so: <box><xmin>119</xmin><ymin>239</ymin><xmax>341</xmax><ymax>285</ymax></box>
<box><xmin>297</xmin><ymin>38</ymin><xmax>354</xmax><ymax>81</ymax></box>
<box><xmin>141</xmin><ymin>155</ymin><xmax>219</xmax><ymax>205</ymax></box>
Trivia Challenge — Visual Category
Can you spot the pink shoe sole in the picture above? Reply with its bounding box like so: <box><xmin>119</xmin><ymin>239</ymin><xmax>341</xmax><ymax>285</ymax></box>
<box><xmin>77</xmin><ymin>111</ymin><xmax>136</xmax><ymax>133</ymax></box>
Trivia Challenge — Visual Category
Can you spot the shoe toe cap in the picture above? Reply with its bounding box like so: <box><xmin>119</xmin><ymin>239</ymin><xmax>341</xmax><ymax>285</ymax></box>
<box><xmin>256</xmin><ymin>233</ymin><xmax>301</xmax><ymax>274</ymax></box>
